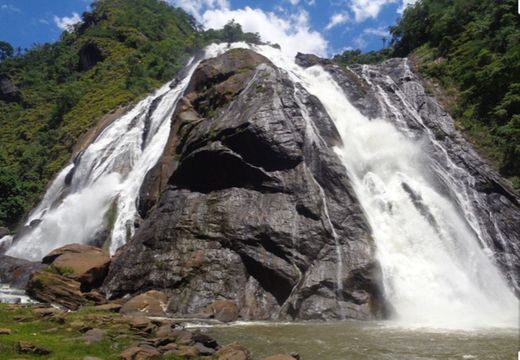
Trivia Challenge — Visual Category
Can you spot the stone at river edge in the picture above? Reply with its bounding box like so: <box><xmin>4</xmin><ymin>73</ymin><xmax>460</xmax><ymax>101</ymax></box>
<box><xmin>103</xmin><ymin>48</ymin><xmax>388</xmax><ymax>320</ymax></box>
<box><xmin>25</xmin><ymin>244</ymin><xmax>109</xmax><ymax>309</ymax></box>
<box><xmin>42</xmin><ymin>243</ymin><xmax>111</xmax><ymax>290</ymax></box>
<box><xmin>119</xmin><ymin>290</ymin><xmax>168</xmax><ymax>317</ymax></box>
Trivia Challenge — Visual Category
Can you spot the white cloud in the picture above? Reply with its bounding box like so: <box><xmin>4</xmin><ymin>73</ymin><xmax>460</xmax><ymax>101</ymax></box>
<box><xmin>398</xmin><ymin>0</ymin><xmax>418</xmax><ymax>14</ymax></box>
<box><xmin>349</xmin><ymin>0</ymin><xmax>397</xmax><ymax>22</ymax></box>
<box><xmin>201</xmin><ymin>6</ymin><xmax>328</xmax><ymax>57</ymax></box>
<box><xmin>353</xmin><ymin>36</ymin><xmax>367</xmax><ymax>49</ymax></box>
<box><xmin>166</xmin><ymin>0</ymin><xmax>229</xmax><ymax>22</ymax></box>
<box><xmin>363</xmin><ymin>26</ymin><xmax>389</xmax><ymax>37</ymax></box>
<box><xmin>288</xmin><ymin>0</ymin><xmax>300</xmax><ymax>5</ymax></box>
<box><xmin>0</xmin><ymin>4</ymin><xmax>21</xmax><ymax>13</ymax></box>
<box><xmin>53</xmin><ymin>12</ymin><xmax>81</xmax><ymax>32</ymax></box>
<box><xmin>325</xmin><ymin>12</ymin><xmax>349</xmax><ymax>31</ymax></box>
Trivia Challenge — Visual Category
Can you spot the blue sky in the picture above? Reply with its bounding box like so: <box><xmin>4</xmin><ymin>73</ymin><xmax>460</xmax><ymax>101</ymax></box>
<box><xmin>0</xmin><ymin>0</ymin><xmax>416</xmax><ymax>56</ymax></box>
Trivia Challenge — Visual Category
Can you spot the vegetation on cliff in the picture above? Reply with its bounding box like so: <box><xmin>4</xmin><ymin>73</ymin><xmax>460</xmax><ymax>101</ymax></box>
<box><xmin>392</xmin><ymin>0</ymin><xmax>520</xmax><ymax>189</ymax></box>
<box><xmin>0</xmin><ymin>0</ymin><xmax>260</xmax><ymax>229</ymax></box>
<box><xmin>334</xmin><ymin>0</ymin><xmax>520</xmax><ymax>189</ymax></box>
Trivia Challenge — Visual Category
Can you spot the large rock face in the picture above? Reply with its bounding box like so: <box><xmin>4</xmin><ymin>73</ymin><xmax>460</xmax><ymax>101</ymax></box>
<box><xmin>103</xmin><ymin>49</ymin><xmax>388</xmax><ymax>320</ymax></box>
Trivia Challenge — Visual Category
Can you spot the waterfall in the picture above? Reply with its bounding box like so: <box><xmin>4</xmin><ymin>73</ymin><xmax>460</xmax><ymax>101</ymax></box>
<box><xmin>248</xmin><ymin>45</ymin><xmax>518</xmax><ymax>328</ymax></box>
<box><xmin>4</xmin><ymin>41</ymin><xmax>517</xmax><ymax>328</ymax></box>
<box><xmin>6</xmin><ymin>44</ymin><xmax>231</xmax><ymax>261</ymax></box>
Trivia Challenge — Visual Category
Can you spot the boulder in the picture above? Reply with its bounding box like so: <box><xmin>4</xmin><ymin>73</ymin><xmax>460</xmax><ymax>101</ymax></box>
<box><xmin>263</xmin><ymin>355</ymin><xmax>298</xmax><ymax>360</ymax></box>
<box><xmin>0</xmin><ymin>328</ymin><xmax>11</xmax><ymax>335</ymax></box>
<box><xmin>42</xmin><ymin>244</ymin><xmax>110</xmax><ymax>290</ymax></box>
<box><xmin>0</xmin><ymin>254</ymin><xmax>44</xmax><ymax>288</ymax></box>
<box><xmin>26</xmin><ymin>270</ymin><xmax>105</xmax><ymax>310</ymax></box>
<box><xmin>194</xmin><ymin>342</ymin><xmax>216</xmax><ymax>355</ymax></box>
<box><xmin>215</xmin><ymin>342</ymin><xmax>251</xmax><ymax>360</ymax></box>
<box><xmin>154</xmin><ymin>324</ymin><xmax>173</xmax><ymax>338</ymax></box>
<box><xmin>166</xmin><ymin>345</ymin><xmax>200</xmax><ymax>358</ymax></box>
<box><xmin>120</xmin><ymin>290</ymin><xmax>168</xmax><ymax>317</ymax></box>
<box><xmin>192</xmin><ymin>331</ymin><xmax>219</xmax><ymax>349</ymax></box>
<box><xmin>81</xmin><ymin>328</ymin><xmax>106</xmax><ymax>343</ymax></box>
<box><xmin>201</xmin><ymin>300</ymin><xmax>239</xmax><ymax>323</ymax></box>
<box><xmin>119</xmin><ymin>345</ymin><xmax>161</xmax><ymax>360</ymax></box>
<box><xmin>15</xmin><ymin>341</ymin><xmax>51</xmax><ymax>355</ymax></box>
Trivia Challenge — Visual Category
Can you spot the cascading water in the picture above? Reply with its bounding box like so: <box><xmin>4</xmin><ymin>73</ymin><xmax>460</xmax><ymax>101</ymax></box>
<box><xmin>5</xmin><ymin>44</ymin><xmax>231</xmax><ymax>261</ymax></box>
<box><xmin>247</xmin><ymin>45</ymin><xmax>518</xmax><ymax>328</ymax></box>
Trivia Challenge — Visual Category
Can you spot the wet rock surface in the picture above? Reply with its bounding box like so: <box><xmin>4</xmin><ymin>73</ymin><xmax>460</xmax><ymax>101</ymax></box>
<box><xmin>103</xmin><ymin>48</ymin><xmax>387</xmax><ymax>320</ymax></box>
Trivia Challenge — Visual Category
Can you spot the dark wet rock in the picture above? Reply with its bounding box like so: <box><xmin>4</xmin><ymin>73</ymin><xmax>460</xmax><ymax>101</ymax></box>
<box><xmin>192</xmin><ymin>331</ymin><xmax>219</xmax><ymax>349</ymax></box>
<box><xmin>338</xmin><ymin>58</ymin><xmax>520</xmax><ymax>293</ymax></box>
<box><xmin>215</xmin><ymin>342</ymin><xmax>251</xmax><ymax>360</ymax></box>
<box><xmin>0</xmin><ymin>255</ymin><xmax>44</xmax><ymax>288</ymax></box>
<box><xmin>295</xmin><ymin>52</ymin><xmax>332</xmax><ymax>68</ymax></box>
<box><xmin>103</xmin><ymin>49</ymin><xmax>387</xmax><ymax>321</ymax></box>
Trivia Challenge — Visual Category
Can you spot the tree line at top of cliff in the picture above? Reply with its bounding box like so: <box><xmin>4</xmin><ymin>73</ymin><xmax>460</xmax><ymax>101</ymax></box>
<box><xmin>334</xmin><ymin>0</ymin><xmax>519</xmax><ymax>190</ymax></box>
<box><xmin>0</xmin><ymin>0</ymin><xmax>261</xmax><ymax>230</ymax></box>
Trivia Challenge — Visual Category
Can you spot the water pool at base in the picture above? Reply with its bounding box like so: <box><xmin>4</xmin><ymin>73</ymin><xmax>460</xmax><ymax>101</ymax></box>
<box><xmin>191</xmin><ymin>321</ymin><xmax>519</xmax><ymax>360</ymax></box>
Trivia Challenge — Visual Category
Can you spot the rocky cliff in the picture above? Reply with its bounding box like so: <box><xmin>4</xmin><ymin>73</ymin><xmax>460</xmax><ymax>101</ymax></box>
<box><xmin>102</xmin><ymin>49</ymin><xmax>389</xmax><ymax>320</ymax></box>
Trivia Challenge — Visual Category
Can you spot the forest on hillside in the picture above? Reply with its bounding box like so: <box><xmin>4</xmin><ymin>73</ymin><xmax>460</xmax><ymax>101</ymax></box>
<box><xmin>0</xmin><ymin>0</ymin><xmax>259</xmax><ymax>229</ymax></box>
<box><xmin>335</xmin><ymin>0</ymin><xmax>520</xmax><ymax>189</ymax></box>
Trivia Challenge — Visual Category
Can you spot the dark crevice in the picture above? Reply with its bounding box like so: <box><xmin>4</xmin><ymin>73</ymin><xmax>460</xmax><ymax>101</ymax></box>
<box><xmin>239</xmin><ymin>254</ymin><xmax>293</xmax><ymax>305</ymax></box>
<box><xmin>169</xmin><ymin>145</ymin><xmax>276</xmax><ymax>193</ymax></box>
<box><xmin>223</xmin><ymin>128</ymin><xmax>302</xmax><ymax>171</ymax></box>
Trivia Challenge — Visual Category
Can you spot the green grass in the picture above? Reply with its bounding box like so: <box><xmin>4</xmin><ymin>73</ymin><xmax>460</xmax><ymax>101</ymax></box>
<box><xmin>0</xmin><ymin>304</ymin><xmax>137</xmax><ymax>359</ymax></box>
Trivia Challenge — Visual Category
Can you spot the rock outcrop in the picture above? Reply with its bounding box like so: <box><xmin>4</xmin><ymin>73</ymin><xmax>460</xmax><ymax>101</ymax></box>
<box><xmin>103</xmin><ymin>49</ymin><xmax>388</xmax><ymax>320</ymax></box>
